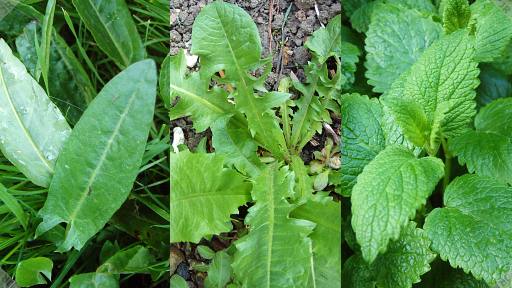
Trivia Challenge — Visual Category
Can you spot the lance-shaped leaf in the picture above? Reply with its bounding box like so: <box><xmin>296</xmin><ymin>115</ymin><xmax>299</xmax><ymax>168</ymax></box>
<box><xmin>342</xmin><ymin>222</ymin><xmax>436</xmax><ymax>288</ymax></box>
<box><xmin>424</xmin><ymin>174</ymin><xmax>512</xmax><ymax>285</ymax></box>
<box><xmin>291</xmin><ymin>193</ymin><xmax>341</xmax><ymax>288</ymax></box>
<box><xmin>36</xmin><ymin>60</ymin><xmax>157</xmax><ymax>251</ymax></box>
<box><xmin>191</xmin><ymin>1</ymin><xmax>288</xmax><ymax>159</ymax></box>
<box><xmin>72</xmin><ymin>0</ymin><xmax>145</xmax><ymax>68</ymax></box>
<box><xmin>169</xmin><ymin>151</ymin><xmax>251</xmax><ymax>243</ymax></box>
<box><xmin>16</xmin><ymin>22</ymin><xmax>96</xmax><ymax>124</ymax></box>
<box><xmin>168</xmin><ymin>49</ymin><xmax>236</xmax><ymax>132</ymax></box>
<box><xmin>233</xmin><ymin>164</ymin><xmax>315</xmax><ymax>288</ymax></box>
<box><xmin>385</xmin><ymin>30</ymin><xmax>479</xmax><ymax>139</ymax></box>
<box><xmin>365</xmin><ymin>4</ymin><xmax>441</xmax><ymax>93</ymax></box>
<box><xmin>340</xmin><ymin>93</ymin><xmax>385</xmax><ymax>196</ymax></box>
<box><xmin>471</xmin><ymin>0</ymin><xmax>512</xmax><ymax>62</ymax></box>
<box><xmin>450</xmin><ymin>98</ymin><xmax>512</xmax><ymax>184</ymax></box>
<box><xmin>159</xmin><ymin>55</ymin><xmax>171</xmax><ymax>108</ymax></box>
<box><xmin>0</xmin><ymin>39</ymin><xmax>71</xmax><ymax>188</ymax></box>
<box><xmin>351</xmin><ymin>145</ymin><xmax>444</xmax><ymax>263</ymax></box>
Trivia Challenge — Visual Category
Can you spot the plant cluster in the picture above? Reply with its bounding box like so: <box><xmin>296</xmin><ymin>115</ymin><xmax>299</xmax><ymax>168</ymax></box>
<box><xmin>0</xmin><ymin>0</ymin><xmax>170</xmax><ymax>287</ymax></box>
<box><xmin>167</xmin><ymin>1</ymin><xmax>342</xmax><ymax>287</ymax></box>
<box><xmin>342</xmin><ymin>0</ymin><xmax>512</xmax><ymax>286</ymax></box>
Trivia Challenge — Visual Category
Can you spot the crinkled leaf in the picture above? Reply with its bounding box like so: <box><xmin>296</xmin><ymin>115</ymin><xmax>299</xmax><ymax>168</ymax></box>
<box><xmin>15</xmin><ymin>21</ymin><xmax>95</xmax><ymax>124</ymax></box>
<box><xmin>69</xmin><ymin>273</ymin><xmax>118</xmax><ymax>288</ymax></box>
<box><xmin>351</xmin><ymin>145</ymin><xmax>444</xmax><ymax>263</ymax></box>
<box><xmin>450</xmin><ymin>98</ymin><xmax>512</xmax><ymax>184</ymax></box>
<box><xmin>169</xmin><ymin>151</ymin><xmax>251</xmax><ymax>243</ymax></box>
<box><xmin>442</xmin><ymin>0</ymin><xmax>471</xmax><ymax>34</ymax></box>
<box><xmin>340</xmin><ymin>93</ymin><xmax>385</xmax><ymax>196</ymax></box>
<box><xmin>211</xmin><ymin>117</ymin><xmax>262</xmax><ymax>177</ymax></box>
<box><xmin>424</xmin><ymin>174</ymin><xmax>512</xmax><ymax>285</ymax></box>
<box><xmin>233</xmin><ymin>164</ymin><xmax>314</xmax><ymax>288</ymax></box>
<box><xmin>72</xmin><ymin>0</ymin><xmax>145</xmax><ymax>68</ymax></box>
<box><xmin>385</xmin><ymin>30</ymin><xmax>479</xmax><ymax>139</ymax></box>
<box><xmin>471</xmin><ymin>0</ymin><xmax>512</xmax><ymax>62</ymax></box>
<box><xmin>15</xmin><ymin>257</ymin><xmax>53</xmax><ymax>287</ymax></box>
<box><xmin>0</xmin><ymin>39</ymin><xmax>71</xmax><ymax>188</ymax></box>
<box><xmin>205</xmin><ymin>250</ymin><xmax>232</xmax><ymax>288</ymax></box>
<box><xmin>365</xmin><ymin>4</ymin><xmax>441</xmax><ymax>93</ymax></box>
<box><xmin>476</xmin><ymin>65</ymin><xmax>512</xmax><ymax>107</ymax></box>
<box><xmin>191</xmin><ymin>1</ymin><xmax>287</xmax><ymax>158</ymax></box>
<box><xmin>342</xmin><ymin>222</ymin><xmax>435</xmax><ymax>288</ymax></box>
<box><xmin>291</xmin><ymin>193</ymin><xmax>341</xmax><ymax>288</ymax></box>
<box><xmin>37</xmin><ymin>60</ymin><xmax>157</xmax><ymax>251</ymax></box>
<box><xmin>97</xmin><ymin>245</ymin><xmax>154</xmax><ymax>274</ymax></box>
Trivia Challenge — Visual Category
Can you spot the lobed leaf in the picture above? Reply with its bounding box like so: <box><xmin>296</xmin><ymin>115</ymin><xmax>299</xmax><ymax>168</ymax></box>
<box><xmin>15</xmin><ymin>257</ymin><xmax>53</xmax><ymax>287</ymax></box>
<box><xmin>37</xmin><ymin>60</ymin><xmax>157</xmax><ymax>251</ymax></box>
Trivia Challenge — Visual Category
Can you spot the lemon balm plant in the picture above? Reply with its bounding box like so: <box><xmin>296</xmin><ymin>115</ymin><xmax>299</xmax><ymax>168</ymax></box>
<box><xmin>342</xmin><ymin>0</ymin><xmax>512</xmax><ymax>286</ymax></box>
<box><xmin>167</xmin><ymin>1</ymin><xmax>342</xmax><ymax>287</ymax></box>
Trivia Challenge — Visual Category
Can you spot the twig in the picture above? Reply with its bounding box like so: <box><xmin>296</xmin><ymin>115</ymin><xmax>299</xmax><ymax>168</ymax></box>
<box><xmin>323</xmin><ymin>123</ymin><xmax>340</xmax><ymax>144</ymax></box>
<box><xmin>314</xmin><ymin>1</ymin><xmax>325</xmax><ymax>28</ymax></box>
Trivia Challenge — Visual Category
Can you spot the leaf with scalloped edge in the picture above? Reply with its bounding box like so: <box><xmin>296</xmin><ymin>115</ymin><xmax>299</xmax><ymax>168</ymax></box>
<box><xmin>351</xmin><ymin>145</ymin><xmax>444</xmax><ymax>263</ymax></box>
<box><xmin>342</xmin><ymin>222</ymin><xmax>435</xmax><ymax>288</ymax></box>
<box><xmin>424</xmin><ymin>174</ymin><xmax>512</xmax><ymax>285</ymax></box>
<box><xmin>232</xmin><ymin>164</ymin><xmax>314</xmax><ymax>288</ymax></box>
<box><xmin>169</xmin><ymin>151</ymin><xmax>251</xmax><ymax>243</ymax></box>
<box><xmin>442</xmin><ymin>0</ymin><xmax>471</xmax><ymax>34</ymax></box>
<box><xmin>449</xmin><ymin>98</ymin><xmax>512</xmax><ymax>184</ymax></box>
<box><xmin>365</xmin><ymin>4</ymin><xmax>441</xmax><ymax>93</ymax></box>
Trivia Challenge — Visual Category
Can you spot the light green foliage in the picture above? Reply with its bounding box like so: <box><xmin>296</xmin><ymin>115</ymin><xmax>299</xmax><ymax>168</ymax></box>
<box><xmin>471</xmin><ymin>0</ymin><xmax>512</xmax><ymax>62</ymax></box>
<box><xmin>365</xmin><ymin>4</ymin><xmax>442</xmax><ymax>93</ymax></box>
<box><xmin>69</xmin><ymin>273</ymin><xmax>118</xmax><ymax>288</ymax></box>
<box><xmin>169</xmin><ymin>151</ymin><xmax>251</xmax><ymax>243</ymax></box>
<box><xmin>384</xmin><ymin>31</ymin><xmax>479</xmax><ymax>139</ymax></box>
<box><xmin>15</xmin><ymin>22</ymin><xmax>95</xmax><ymax>124</ymax></box>
<box><xmin>72</xmin><ymin>0</ymin><xmax>145</xmax><ymax>68</ymax></box>
<box><xmin>15</xmin><ymin>257</ymin><xmax>53</xmax><ymax>287</ymax></box>
<box><xmin>205</xmin><ymin>251</ymin><xmax>233</xmax><ymax>288</ymax></box>
<box><xmin>351</xmin><ymin>146</ymin><xmax>444</xmax><ymax>263</ymax></box>
<box><xmin>0</xmin><ymin>39</ymin><xmax>71</xmax><ymax>187</ymax></box>
<box><xmin>442</xmin><ymin>0</ymin><xmax>471</xmax><ymax>33</ymax></box>
<box><xmin>97</xmin><ymin>246</ymin><xmax>155</xmax><ymax>274</ymax></box>
<box><xmin>342</xmin><ymin>222</ymin><xmax>435</xmax><ymax>288</ymax></box>
<box><xmin>232</xmin><ymin>164</ymin><xmax>315</xmax><ymax>288</ymax></box>
<box><xmin>158</xmin><ymin>55</ymin><xmax>171</xmax><ymax>108</ymax></box>
<box><xmin>450</xmin><ymin>98</ymin><xmax>512</xmax><ymax>184</ymax></box>
<box><xmin>305</xmin><ymin>15</ymin><xmax>341</xmax><ymax>64</ymax></box>
<box><xmin>37</xmin><ymin>60</ymin><xmax>157</xmax><ymax>251</ymax></box>
<box><xmin>424</xmin><ymin>174</ymin><xmax>512</xmax><ymax>285</ymax></box>
<box><xmin>291</xmin><ymin>193</ymin><xmax>341</xmax><ymax>287</ymax></box>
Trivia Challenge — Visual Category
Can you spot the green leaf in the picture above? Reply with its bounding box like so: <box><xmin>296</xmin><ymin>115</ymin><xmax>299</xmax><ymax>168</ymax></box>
<box><xmin>97</xmin><ymin>245</ymin><xmax>154</xmax><ymax>274</ymax></box>
<box><xmin>69</xmin><ymin>273</ymin><xmax>118</xmax><ymax>288</ymax></box>
<box><xmin>15</xmin><ymin>257</ymin><xmax>53</xmax><ymax>287</ymax></box>
<box><xmin>39</xmin><ymin>0</ymin><xmax>55</xmax><ymax>91</ymax></box>
<box><xmin>351</xmin><ymin>145</ymin><xmax>444</xmax><ymax>263</ymax></box>
<box><xmin>0</xmin><ymin>39</ymin><xmax>71</xmax><ymax>188</ymax></box>
<box><xmin>72</xmin><ymin>0</ymin><xmax>145</xmax><ymax>68</ymax></box>
<box><xmin>0</xmin><ymin>182</ymin><xmax>27</xmax><ymax>229</ymax></box>
<box><xmin>169</xmin><ymin>151</ymin><xmax>251</xmax><ymax>243</ymax></box>
<box><xmin>385</xmin><ymin>30</ymin><xmax>479</xmax><ymax>139</ymax></box>
<box><xmin>289</xmin><ymin>155</ymin><xmax>313</xmax><ymax>200</ymax></box>
<box><xmin>476</xmin><ymin>64</ymin><xmax>512</xmax><ymax>107</ymax></box>
<box><xmin>342</xmin><ymin>222</ymin><xmax>435</xmax><ymax>288</ymax></box>
<box><xmin>170</xmin><ymin>275</ymin><xmax>188</xmax><ymax>288</ymax></box>
<box><xmin>291</xmin><ymin>193</ymin><xmax>341</xmax><ymax>287</ymax></box>
<box><xmin>0</xmin><ymin>2</ymin><xmax>40</xmax><ymax>37</ymax></box>
<box><xmin>449</xmin><ymin>98</ymin><xmax>512</xmax><ymax>184</ymax></box>
<box><xmin>15</xmin><ymin>21</ymin><xmax>96</xmax><ymax>125</ymax></box>
<box><xmin>159</xmin><ymin>54</ymin><xmax>171</xmax><ymax>108</ymax></box>
<box><xmin>340</xmin><ymin>93</ymin><xmax>385</xmax><ymax>196</ymax></box>
<box><xmin>341</xmin><ymin>41</ymin><xmax>360</xmax><ymax>91</ymax></box>
<box><xmin>442</xmin><ymin>0</ymin><xmax>471</xmax><ymax>34</ymax></box>
<box><xmin>36</xmin><ymin>60</ymin><xmax>157</xmax><ymax>251</ymax></box>
<box><xmin>305</xmin><ymin>15</ymin><xmax>341</xmax><ymax>63</ymax></box>
<box><xmin>211</xmin><ymin>117</ymin><xmax>263</xmax><ymax>177</ymax></box>
<box><xmin>424</xmin><ymin>174</ymin><xmax>512</xmax><ymax>285</ymax></box>
<box><xmin>205</xmin><ymin>250</ymin><xmax>233</xmax><ymax>288</ymax></box>
<box><xmin>190</xmin><ymin>1</ymin><xmax>288</xmax><ymax>159</ymax></box>
<box><xmin>168</xmin><ymin>49</ymin><xmax>235</xmax><ymax>132</ymax></box>
<box><xmin>471</xmin><ymin>0</ymin><xmax>512</xmax><ymax>62</ymax></box>
<box><xmin>233</xmin><ymin>164</ymin><xmax>315</xmax><ymax>288</ymax></box>
<box><xmin>365</xmin><ymin>4</ymin><xmax>442</xmax><ymax>93</ymax></box>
